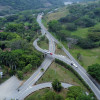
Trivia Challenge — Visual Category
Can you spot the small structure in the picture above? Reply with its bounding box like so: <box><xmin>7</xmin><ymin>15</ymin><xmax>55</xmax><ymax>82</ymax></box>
<box><xmin>0</xmin><ymin>30</ymin><xmax>3</xmax><ymax>32</ymax></box>
<box><xmin>0</xmin><ymin>72</ymin><xmax>3</xmax><ymax>78</ymax></box>
<box><xmin>3</xmin><ymin>48</ymin><xmax>11</xmax><ymax>52</ymax></box>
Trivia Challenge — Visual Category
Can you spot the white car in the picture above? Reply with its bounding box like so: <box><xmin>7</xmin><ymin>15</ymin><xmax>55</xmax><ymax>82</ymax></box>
<box><xmin>73</xmin><ymin>63</ymin><xmax>78</xmax><ymax>68</ymax></box>
<box><xmin>44</xmin><ymin>50</ymin><xmax>53</xmax><ymax>55</ymax></box>
<box><xmin>71</xmin><ymin>62</ymin><xmax>78</xmax><ymax>68</ymax></box>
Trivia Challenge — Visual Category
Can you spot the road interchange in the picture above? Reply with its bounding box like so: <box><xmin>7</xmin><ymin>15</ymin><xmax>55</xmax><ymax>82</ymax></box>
<box><xmin>37</xmin><ymin>14</ymin><xmax>100</xmax><ymax>100</ymax></box>
<box><xmin>3</xmin><ymin>13</ymin><xmax>100</xmax><ymax>100</ymax></box>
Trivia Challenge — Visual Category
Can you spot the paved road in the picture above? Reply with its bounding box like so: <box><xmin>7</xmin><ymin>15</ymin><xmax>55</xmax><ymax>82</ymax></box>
<box><xmin>12</xmin><ymin>56</ymin><xmax>54</xmax><ymax>99</ymax></box>
<box><xmin>37</xmin><ymin>14</ymin><xmax>100</xmax><ymax>100</ymax></box>
<box><xmin>1</xmin><ymin>13</ymin><xmax>100</xmax><ymax>100</ymax></box>
<box><xmin>12</xmin><ymin>14</ymin><xmax>56</xmax><ymax>100</ymax></box>
<box><xmin>37</xmin><ymin>14</ymin><xmax>100</xmax><ymax>89</ymax></box>
<box><xmin>17</xmin><ymin>82</ymin><xmax>73</xmax><ymax>100</ymax></box>
<box><xmin>0</xmin><ymin>76</ymin><xmax>22</xmax><ymax>100</ymax></box>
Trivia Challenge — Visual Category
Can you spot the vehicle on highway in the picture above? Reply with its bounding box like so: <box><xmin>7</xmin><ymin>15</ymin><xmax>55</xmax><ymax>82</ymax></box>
<box><xmin>44</xmin><ymin>50</ymin><xmax>53</xmax><ymax>55</ymax></box>
<box><xmin>50</xmin><ymin>53</ymin><xmax>53</xmax><ymax>55</ymax></box>
<box><xmin>71</xmin><ymin>62</ymin><xmax>78</xmax><ymax>68</ymax></box>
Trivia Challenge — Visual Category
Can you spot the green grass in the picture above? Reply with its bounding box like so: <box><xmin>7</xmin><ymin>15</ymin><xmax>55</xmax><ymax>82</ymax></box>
<box><xmin>37</xmin><ymin>62</ymin><xmax>87</xmax><ymax>91</ymax></box>
<box><xmin>43</xmin><ymin>6</ymin><xmax>69</xmax><ymax>24</ymax></box>
<box><xmin>63</xmin><ymin>42</ymin><xmax>100</xmax><ymax>70</ymax></box>
<box><xmin>38</xmin><ymin>38</ymin><xmax>49</xmax><ymax>50</ymax></box>
<box><xmin>71</xmin><ymin>23</ymin><xmax>100</xmax><ymax>38</ymax></box>
<box><xmin>55</xmin><ymin>44</ymin><xmax>70</xmax><ymax>58</ymax></box>
<box><xmin>25</xmin><ymin>88</ymin><xmax>68</xmax><ymax>100</ymax></box>
<box><xmin>42</xmin><ymin>4</ymin><xmax>100</xmax><ymax>77</ymax></box>
<box><xmin>71</xmin><ymin>28</ymin><xmax>89</xmax><ymax>38</ymax></box>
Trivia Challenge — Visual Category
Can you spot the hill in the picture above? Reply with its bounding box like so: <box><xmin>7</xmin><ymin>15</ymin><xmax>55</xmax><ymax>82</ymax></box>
<box><xmin>0</xmin><ymin>0</ymin><xmax>64</xmax><ymax>16</ymax></box>
<box><xmin>43</xmin><ymin>0</ymin><xmax>100</xmax><ymax>70</ymax></box>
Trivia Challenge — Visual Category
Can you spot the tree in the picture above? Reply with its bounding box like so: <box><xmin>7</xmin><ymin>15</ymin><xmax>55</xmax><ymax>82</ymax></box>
<box><xmin>77</xmin><ymin>53</ymin><xmax>82</xmax><ymax>61</ymax></box>
<box><xmin>52</xmin><ymin>79</ymin><xmax>62</xmax><ymax>92</ymax></box>
<box><xmin>8</xmin><ymin>69</ymin><xmax>15</xmax><ymax>76</ymax></box>
<box><xmin>66</xmin><ymin>23</ymin><xmax>77</xmax><ymax>31</ymax></box>
<box><xmin>41</xmin><ymin>68</ymin><xmax>44</xmax><ymax>72</ymax></box>
<box><xmin>77</xmin><ymin>38</ymin><xmax>95</xmax><ymax>49</ymax></box>
<box><xmin>77</xmin><ymin>94</ymin><xmax>95</xmax><ymax>100</ymax></box>
<box><xmin>88</xmin><ymin>64</ymin><xmax>100</xmax><ymax>82</ymax></box>
<box><xmin>66</xmin><ymin>86</ymin><xmax>95</xmax><ymax>100</ymax></box>
<box><xmin>66</xmin><ymin>86</ymin><xmax>84</xmax><ymax>99</ymax></box>
<box><xmin>23</xmin><ymin>64</ymin><xmax>32</xmax><ymax>73</ymax></box>
<box><xmin>48</xmin><ymin>20</ymin><xmax>62</xmax><ymax>32</ymax></box>
<box><xmin>88</xmin><ymin>32</ymin><xmax>100</xmax><ymax>42</ymax></box>
<box><xmin>17</xmin><ymin>71</ymin><xmax>23</xmax><ymax>80</ymax></box>
<box><xmin>75</xmin><ymin>16</ymin><xmax>96</xmax><ymax>27</ymax></box>
<box><xmin>57</xmin><ymin>43</ymin><xmax>62</xmax><ymax>49</ymax></box>
<box><xmin>41</xmin><ymin>91</ymin><xmax>64</xmax><ymax>100</ymax></box>
<box><xmin>58</xmin><ymin>30</ymin><xmax>70</xmax><ymax>41</ymax></box>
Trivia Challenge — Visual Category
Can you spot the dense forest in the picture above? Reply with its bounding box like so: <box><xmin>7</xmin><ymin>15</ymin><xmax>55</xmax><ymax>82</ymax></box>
<box><xmin>0</xmin><ymin>0</ymin><xmax>96</xmax><ymax>16</ymax></box>
<box><xmin>0</xmin><ymin>12</ymin><xmax>43</xmax><ymax>82</ymax></box>
<box><xmin>64</xmin><ymin>0</ymin><xmax>97</xmax><ymax>2</ymax></box>
<box><xmin>0</xmin><ymin>0</ymin><xmax>63</xmax><ymax>16</ymax></box>
<box><xmin>48</xmin><ymin>1</ymin><xmax>100</xmax><ymax>49</ymax></box>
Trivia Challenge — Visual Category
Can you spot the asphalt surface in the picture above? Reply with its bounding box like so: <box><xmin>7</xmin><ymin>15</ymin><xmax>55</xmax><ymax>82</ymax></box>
<box><xmin>1</xmin><ymin>13</ymin><xmax>100</xmax><ymax>100</ymax></box>
<box><xmin>12</xmin><ymin>14</ymin><xmax>56</xmax><ymax>100</ymax></box>
<box><xmin>37</xmin><ymin>14</ymin><xmax>100</xmax><ymax>100</ymax></box>
<box><xmin>17</xmin><ymin>82</ymin><xmax>73</xmax><ymax>100</ymax></box>
<box><xmin>0</xmin><ymin>76</ymin><xmax>22</xmax><ymax>100</ymax></box>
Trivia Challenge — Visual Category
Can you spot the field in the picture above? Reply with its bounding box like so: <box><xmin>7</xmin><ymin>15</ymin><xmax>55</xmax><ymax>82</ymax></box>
<box><xmin>64</xmin><ymin>23</ymin><xmax>100</xmax><ymax>70</ymax></box>
<box><xmin>38</xmin><ymin>37</ymin><xmax>49</xmax><ymax>50</ymax></box>
<box><xmin>43</xmin><ymin>6</ymin><xmax>100</xmax><ymax>70</ymax></box>
<box><xmin>63</xmin><ymin>42</ymin><xmax>100</xmax><ymax>70</ymax></box>
<box><xmin>37</xmin><ymin>62</ymin><xmax>87</xmax><ymax>91</ymax></box>
<box><xmin>43</xmin><ymin>6</ymin><xmax>69</xmax><ymax>24</ymax></box>
<box><xmin>71</xmin><ymin>23</ymin><xmax>100</xmax><ymax>38</ymax></box>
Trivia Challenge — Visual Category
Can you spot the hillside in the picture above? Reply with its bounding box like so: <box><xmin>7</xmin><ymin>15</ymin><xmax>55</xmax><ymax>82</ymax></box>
<box><xmin>64</xmin><ymin>0</ymin><xmax>97</xmax><ymax>3</ymax></box>
<box><xmin>0</xmin><ymin>0</ymin><xmax>63</xmax><ymax>16</ymax></box>
<box><xmin>43</xmin><ymin>0</ymin><xmax>100</xmax><ymax>70</ymax></box>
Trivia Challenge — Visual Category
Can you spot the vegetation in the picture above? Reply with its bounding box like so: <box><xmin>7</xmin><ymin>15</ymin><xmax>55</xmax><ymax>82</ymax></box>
<box><xmin>0</xmin><ymin>0</ymin><xmax>64</xmax><ymax>16</ymax></box>
<box><xmin>37</xmin><ymin>62</ymin><xmax>88</xmax><ymax>91</ymax></box>
<box><xmin>41</xmin><ymin>91</ymin><xmax>64</xmax><ymax>100</ymax></box>
<box><xmin>25</xmin><ymin>88</ymin><xmax>65</xmax><ymax>100</ymax></box>
<box><xmin>88</xmin><ymin>64</ymin><xmax>100</xmax><ymax>82</ymax></box>
<box><xmin>66</xmin><ymin>86</ymin><xmax>95</xmax><ymax>100</ymax></box>
<box><xmin>52</xmin><ymin>79</ymin><xmax>62</xmax><ymax>92</ymax></box>
<box><xmin>55</xmin><ymin>59</ymin><xmax>93</xmax><ymax>93</ymax></box>
<box><xmin>47</xmin><ymin>1</ymin><xmax>100</xmax><ymax>49</ymax></box>
<box><xmin>25</xmin><ymin>86</ymin><xmax>95</xmax><ymax>100</ymax></box>
<box><xmin>0</xmin><ymin>13</ymin><xmax>43</xmax><ymax>82</ymax></box>
<box><xmin>43</xmin><ymin>7</ymin><xmax>69</xmax><ymax>23</ymax></box>
<box><xmin>38</xmin><ymin>35</ymin><xmax>49</xmax><ymax>50</ymax></box>
<box><xmin>43</xmin><ymin>0</ymin><xmax>100</xmax><ymax>69</ymax></box>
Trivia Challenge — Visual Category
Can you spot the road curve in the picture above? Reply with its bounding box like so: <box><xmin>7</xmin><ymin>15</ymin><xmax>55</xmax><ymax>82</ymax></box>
<box><xmin>37</xmin><ymin>14</ymin><xmax>100</xmax><ymax>100</ymax></box>
<box><xmin>18</xmin><ymin>82</ymin><xmax>73</xmax><ymax>100</ymax></box>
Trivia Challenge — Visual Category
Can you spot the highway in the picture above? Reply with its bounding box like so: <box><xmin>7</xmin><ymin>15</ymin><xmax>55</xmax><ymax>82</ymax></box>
<box><xmin>16</xmin><ymin>82</ymin><xmax>73</xmax><ymax>100</ymax></box>
<box><xmin>11</xmin><ymin>14</ymin><xmax>56</xmax><ymax>100</ymax></box>
<box><xmin>37</xmin><ymin>14</ymin><xmax>100</xmax><ymax>100</ymax></box>
<box><xmin>5</xmin><ymin>13</ymin><xmax>100</xmax><ymax>100</ymax></box>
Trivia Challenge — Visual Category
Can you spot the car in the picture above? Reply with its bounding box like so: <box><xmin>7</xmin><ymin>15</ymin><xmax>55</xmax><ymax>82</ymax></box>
<box><xmin>71</xmin><ymin>63</ymin><xmax>73</xmax><ymax>66</ymax></box>
<box><xmin>73</xmin><ymin>63</ymin><xmax>78</xmax><ymax>68</ymax></box>
<box><xmin>71</xmin><ymin>62</ymin><xmax>78</xmax><ymax>68</ymax></box>
<box><xmin>50</xmin><ymin>53</ymin><xmax>53</xmax><ymax>55</ymax></box>
<box><xmin>44</xmin><ymin>50</ymin><xmax>53</xmax><ymax>55</ymax></box>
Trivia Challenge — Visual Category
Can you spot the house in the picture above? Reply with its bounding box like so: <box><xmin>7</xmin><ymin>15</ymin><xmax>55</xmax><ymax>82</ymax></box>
<box><xmin>3</xmin><ymin>48</ymin><xmax>11</xmax><ymax>52</ymax></box>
